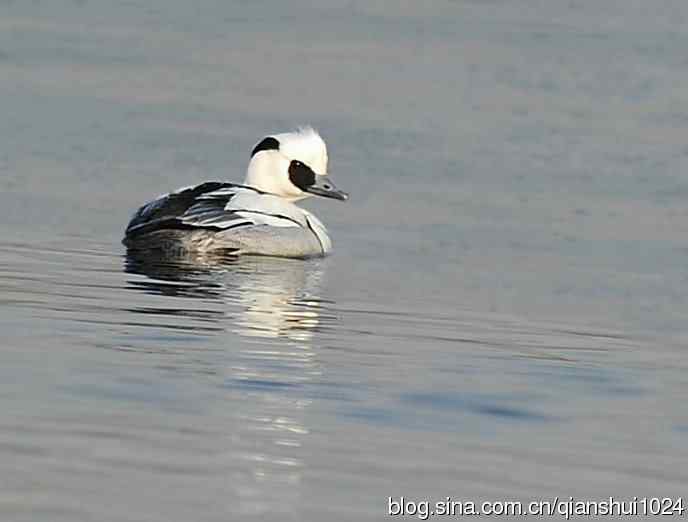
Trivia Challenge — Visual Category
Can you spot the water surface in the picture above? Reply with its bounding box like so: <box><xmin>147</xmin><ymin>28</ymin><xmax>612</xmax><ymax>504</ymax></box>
<box><xmin>1</xmin><ymin>1</ymin><xmax>688</xmax><ymax>520</ymax></box>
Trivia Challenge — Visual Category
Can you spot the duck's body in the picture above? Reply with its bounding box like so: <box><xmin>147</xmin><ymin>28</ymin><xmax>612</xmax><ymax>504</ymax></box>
<box><xmin>123</xmin><ymin>182</ymin><xmax>332</xmax><ymax>258</ymax></box>
<box><xmin>123</xmin><ymin>128</ymin><xmax>347</xmax><ymax>259</ymax></box>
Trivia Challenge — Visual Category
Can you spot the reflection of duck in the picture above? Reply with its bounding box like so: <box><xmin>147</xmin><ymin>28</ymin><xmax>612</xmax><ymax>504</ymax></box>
<box><xmin>123</xmin><ymin>250</ymin><xmax>334</xmax><ymax>516</ymax></box>
<box><xmin>229</xmin><ymin>257</ymin><xmax>330</xmax><ymax>342</ymax></box>
<box><xmin>124</xmin><ymin>251</ymin><xmax>230</xmax><ymax>299</ymax></box>
<box><xmin>124</xmin><ymin>250</ymin><xmax>332</xmax><ymax>341</ymax></box>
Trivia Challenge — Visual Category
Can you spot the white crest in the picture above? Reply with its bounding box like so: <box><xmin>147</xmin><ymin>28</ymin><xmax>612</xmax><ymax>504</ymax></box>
<box><xmin>272</xmin><ymin>126</ymin><xmax>329</xmax><ymax>176</ymax></box>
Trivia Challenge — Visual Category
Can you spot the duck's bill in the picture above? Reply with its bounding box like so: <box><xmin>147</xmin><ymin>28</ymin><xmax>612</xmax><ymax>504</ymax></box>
<box><xmin>305</xmin><ymin>177</ymin><xmax>349</xmax><ymax>201</ymax></box>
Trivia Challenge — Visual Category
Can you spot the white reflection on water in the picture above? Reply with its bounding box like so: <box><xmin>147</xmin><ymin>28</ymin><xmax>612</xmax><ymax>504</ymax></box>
<box><xmin>124</xmin><ymin>251</ymin><xmax>331</xmax><ymax>516</ymax></box>
<box><xmin>123</xmin><ymin>251</ymin><xmax>332</xmax><ymax>342</ymax></box>
<box><xmin>228</xmin><ymin>257</ymin><xmax>328</xmax><ymax>343</ymax></box>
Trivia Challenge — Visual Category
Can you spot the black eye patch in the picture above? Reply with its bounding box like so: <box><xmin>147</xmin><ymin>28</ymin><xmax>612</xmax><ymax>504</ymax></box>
<box><xmin>288</xmin><ymin>160</ymin><xmax>316</xmax><ymax>190</ymax></box>
<box><xmin>251</xmin><ymin>136</ymin><xmax>280</xmax><ymax>157</ymax></box>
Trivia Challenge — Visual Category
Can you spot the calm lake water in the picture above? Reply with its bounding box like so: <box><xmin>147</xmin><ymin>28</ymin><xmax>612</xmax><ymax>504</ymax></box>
<box><xmin>1</xmin><ymin>1</ymin><xmax>688</xmax><ymax>520</ymax></box>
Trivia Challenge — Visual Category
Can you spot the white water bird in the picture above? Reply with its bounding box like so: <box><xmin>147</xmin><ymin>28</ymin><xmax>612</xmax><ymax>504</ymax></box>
<box><xmin>123</xmin><ymin>127</ymin><xmax>348</xmax><ymax>259</ymax></box>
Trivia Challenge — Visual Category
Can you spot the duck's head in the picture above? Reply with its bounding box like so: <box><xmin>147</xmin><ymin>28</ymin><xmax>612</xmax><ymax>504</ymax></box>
<box><xmin>244</xmin><ymin>127</ymin><xmax>348</xmax><ymax>202</ymax></box>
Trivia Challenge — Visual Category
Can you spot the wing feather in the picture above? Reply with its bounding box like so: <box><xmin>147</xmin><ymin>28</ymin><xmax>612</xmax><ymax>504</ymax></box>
<box><xmin>124</xmin><ymin>182</ymin><xmax>301</xmax><ymax>240</ymax></box>
<box><xmin>125</xmin><ymin>183</ymin><xmax>253</xmax><ymax>238</ymax></box>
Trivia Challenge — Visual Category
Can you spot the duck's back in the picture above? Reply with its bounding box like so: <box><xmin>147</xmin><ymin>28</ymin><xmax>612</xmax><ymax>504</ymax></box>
<box><xmin>123</xmin><ymin>182</ymin><xmax>331</xmax><ymax>258</ymax></box>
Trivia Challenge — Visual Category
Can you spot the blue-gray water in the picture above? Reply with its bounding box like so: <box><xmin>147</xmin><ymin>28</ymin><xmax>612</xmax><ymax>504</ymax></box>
<box><xmin>1</xmin><ymin>1</ymin><xmax>688</xmax><ymax>520</ymax></box>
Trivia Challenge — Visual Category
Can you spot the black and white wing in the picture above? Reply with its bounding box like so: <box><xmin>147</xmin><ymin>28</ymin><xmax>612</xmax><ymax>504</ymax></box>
<box><xmin>124</xmin><ymin>182</ymin><xmax>261</xmax><ymax>239</ymax></box>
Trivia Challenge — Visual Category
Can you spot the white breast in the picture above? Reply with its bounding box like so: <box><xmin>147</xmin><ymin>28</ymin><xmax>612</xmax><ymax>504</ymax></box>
<box><xmin>224</xmin><ymin>192</ymin><xmax>332</xmax><ymax>255</ymax></box>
